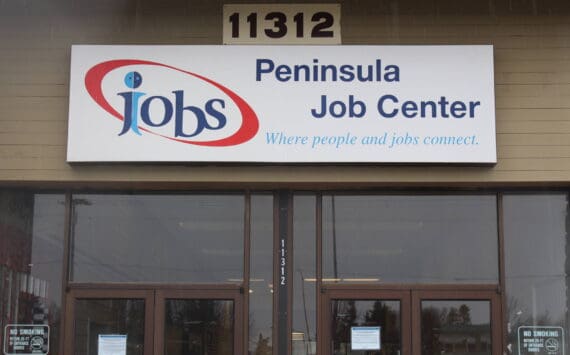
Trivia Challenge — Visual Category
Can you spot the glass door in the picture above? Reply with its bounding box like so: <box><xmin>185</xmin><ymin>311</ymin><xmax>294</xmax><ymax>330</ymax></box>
<box><xmin>322</xmin><ymin>290</ymin><xmax>411</xmax><ymax>355</ymax></box>
<box><xmin>65</xmin><ymin>288</ymin><xmax>243</xmax><ymax>355</ymax></box>
<box><xmin>64</xmin><ymin>289</ymin><xmax>155</xmax><ymax>355</ymax></box>
<box><xmin>322</xmin><ymin>288</ymin><xmax>501</xmax><ymax>355</ymax></box>
<box><xmin>412</xmin><ymin>290</ymin><xmax>501</xmax><ymax>355</ymax></box>
<box><xmin>155</xmin><ymin>289</ymin><xmax>242</xmax><ymax>355</ymax></box>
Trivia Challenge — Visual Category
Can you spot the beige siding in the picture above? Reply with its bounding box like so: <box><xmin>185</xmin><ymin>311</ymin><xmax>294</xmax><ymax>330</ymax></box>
<box><xmin>1</xmin><ymin>0</ymin><xmax>570</xmax><ymax>186</ymax></box>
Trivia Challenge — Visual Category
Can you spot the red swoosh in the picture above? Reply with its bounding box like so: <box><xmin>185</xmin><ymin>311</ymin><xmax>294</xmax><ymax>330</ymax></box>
<box><xmin>84</xmin><ymin>59</ymin><xmax>259</xmax><ymax>147</ymax></box>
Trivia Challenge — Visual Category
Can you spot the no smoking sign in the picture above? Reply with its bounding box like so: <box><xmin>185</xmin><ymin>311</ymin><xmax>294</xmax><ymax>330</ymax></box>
<box><xmin>518</xmin><ymin>326</ymin><xmax>564</xmax><ymax>355</ymax></box>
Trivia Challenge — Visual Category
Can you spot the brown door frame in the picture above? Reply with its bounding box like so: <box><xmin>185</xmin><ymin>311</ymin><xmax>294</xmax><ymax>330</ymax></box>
<box><xmin>320</xmin><ymin>285</ymin><xmax>501</xmax><ymax>355</ymax></box>
<box><xmin>321</xmin><ymin>289</ymin><xmax>412</xmax><ymax>355</ymax></box>
<box><xmin>64</xmin><ymin>288</ymin><xmax>155</xmax><ymax>355</ymax></box>
<box><xmin>64</xmin><ymin>286</ymin><xmax>244</xmax><ymax>355</ymax></box>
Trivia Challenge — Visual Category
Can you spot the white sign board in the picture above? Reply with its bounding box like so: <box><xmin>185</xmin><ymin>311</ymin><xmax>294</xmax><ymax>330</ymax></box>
<box><xmin>98</xmin><ymin>335</ymin><xmax>127</xmax><ymax>355</ymax></box>
<box><xmin>67</xmin><ymin>45</ymin><xmax>496</xmax><ymax>163</ymax></box>
<box><xmin>351</xmin><ymin>326</ymin><xmax>381</xmax><ymax>350</ymax></box>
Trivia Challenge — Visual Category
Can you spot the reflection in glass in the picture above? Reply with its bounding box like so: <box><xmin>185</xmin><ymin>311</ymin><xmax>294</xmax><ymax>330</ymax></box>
<box><xmin>331</xmin><ymin>300</ymin><xmax>401</xmax><ymax>355</ymax></box>
<box><xmin>421</xmin><ymin>300</ymin><xmax>491</xmax><ymax>355</ymax></box>
<box><xmin>323</xmin><ymin>195</ymin><xmax>498</xmax><ymax>283</ymax></box>
<box><xmin>0</xmin><ymin>191</ymin><xmax>65</xmax><ymax>355</ymax></box>
<box><xmin>249</xmin><ymin>195</ymin><xmax>274</xmax><ymax>355</ymax></box>
<box><xmin>293</xmin><ymin>195</ymin><xmax>317</xmax><ymax>355</ymax></box>
<box><xmin>504</xmin><ymin>194</ymin><xmax>569</xmax><ymax>355</ymax></box>
<box><xmin>164</xmin><ymin>299</ymin><xmax>234</xmax><ymax>355</ymax></box>
<box><xmin>74</xmin><ymin>299</ymin><xmax>145</xmax><ymax>355</ymax></box>
<box><xmin>71</xmin><ymin>194</ymin><xmax>244</xmax><ymax>283</ymax></box>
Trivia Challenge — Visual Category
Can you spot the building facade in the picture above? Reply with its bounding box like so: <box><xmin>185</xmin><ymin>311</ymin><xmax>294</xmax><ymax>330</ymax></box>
<box><xmin>1</xmin><ymin>1</ymin><xmax>570</xmax><ymax>354</ymax></box>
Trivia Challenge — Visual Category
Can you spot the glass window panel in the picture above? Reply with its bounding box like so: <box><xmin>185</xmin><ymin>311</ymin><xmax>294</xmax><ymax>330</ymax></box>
<box><xmin>421</xmin><ymin>300</ymin><xmax>491</xmax><ymax>355</ymax></box>
<box><xmin>74</xmin><ymin>299</ymin><xmax>145</xmax><ymax>355</ymax></box>
<box><xmin>249</xmin><ymin>195</ymin><xmax>273</xmax><ymax>355</ymax></box>
<box><xmin>293</xmin><ymin>195</ymin><xmax>317</xmax><ymax>355</ymax></box>
<box><xmin>0</xmin><ymin>191</ymin><xmax>65</xmax><ymax>355</ymax></box>
<box><xmin>331</xmin><ymin>300</ymin><xmax>401</xmax><ymax>355</ymax></box>
<box><xmin>323</xmin><ymin>195</ymin><xmax>498</xmax><ymax>283</ymax></box>
<box><xmin>164</xmin><ymin>299</ymin><xmax>234</xmax><ymax>355</ymax></box>
<box><xmin>504</xmin><ymin>194</ymin><xmax>569</xmax><ymax>355</ymax></box>
<box><xmin>71</xmin><ymin>194</ymin><xmax>244</xmax><ymax>283</ymax></box>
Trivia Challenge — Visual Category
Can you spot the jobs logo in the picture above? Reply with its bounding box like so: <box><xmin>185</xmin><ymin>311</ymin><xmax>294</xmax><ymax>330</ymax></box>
<box><xmin>84</xmin><ymin>59</ymin><xmax>259</xmax><ymax>146</ymax></box>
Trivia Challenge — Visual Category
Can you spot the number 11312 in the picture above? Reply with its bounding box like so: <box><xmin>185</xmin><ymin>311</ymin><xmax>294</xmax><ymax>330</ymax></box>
<box><xmin>223</xmin><ymin>5</ymin><xmax>341</xmax><ymax>44</ymax></box>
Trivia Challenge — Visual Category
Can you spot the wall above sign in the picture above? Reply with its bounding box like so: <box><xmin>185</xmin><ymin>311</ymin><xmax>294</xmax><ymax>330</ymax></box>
<box><xmin>67</xmin><ymin>45</ymin><xmax>496</xmax><ymax>164</ymax></box>
<box><xmin>223</xmin><ymin>4</ymin><xmax>341</xmax><ymax>44</ymax></box>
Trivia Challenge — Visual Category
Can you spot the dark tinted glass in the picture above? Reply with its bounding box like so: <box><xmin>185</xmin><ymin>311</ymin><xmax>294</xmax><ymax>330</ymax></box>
<box><xmin>71</xmin><ymin>194</ymin><xmax>244</xmax><ymax>283</ymax></box>
<box><xmin>249</xmin><ymin>195</ymin><xmax>273</xmax><ymax>355</ymax></box>
<box><xmin>0</xmin><ymin>191</ymin><xmax>65</xmax><ymax>355</ymax></box>
<box><xmin>323</xmin><ymin>195</ymin><xmax>498</xmax><ymax>283</ymax></box>
<box><xmin>421</xmin><ymin>300</ymin><xmax>491</xmax><ymax>355</ymax></box>
<box><xmin>74</xmin><ymin>299</ymin><xmax>145</xmax><ymax>355</ymax></box>
<box><xmin>293</xmin><ymin>195</ymin><xmax>317</xmax><ymax>355</ymax></box>
<box><xmin>331</xmin><ymin>300</ymin><xmax>401</xmax><ymax>355</ymax></box>
<box><xmin>504</xmin><ymin>194</ymin><xmax>569</xmax><ymax>355</ymax></box>
<box><xmin>164</xmin><ymin>299</ymin><xmax>234</xmax><ymax>355</ymax></box>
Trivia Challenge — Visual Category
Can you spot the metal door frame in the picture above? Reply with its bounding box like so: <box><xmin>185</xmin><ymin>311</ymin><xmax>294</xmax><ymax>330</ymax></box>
<box><xmin>64</xmin><ymin>286</ymin><xmax>244</xmax><ymax>355</ymax></box>
<box><xmin>320</xmin><ymin>285</ymin><xmax>501</xmax><ymax>355</ymax></box>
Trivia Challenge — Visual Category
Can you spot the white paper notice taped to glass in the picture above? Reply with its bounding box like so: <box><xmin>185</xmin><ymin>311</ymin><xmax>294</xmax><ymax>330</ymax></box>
<box><xmin>98</xmin><ymin>335</ymin><xmax>127</xmax><ymax>355</ymax></box>
<box><xmin>351</xmin><ymin>326</ymin><xmax>381</xmax><ymax>350</ymax></box>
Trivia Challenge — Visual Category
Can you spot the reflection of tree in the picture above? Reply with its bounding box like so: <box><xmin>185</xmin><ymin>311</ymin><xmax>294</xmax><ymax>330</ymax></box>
<box><xmin>249</xmin><ymin>312</ymin><xmax>273</xmax><ymax>355</ymax></box>
<box><xmin>506</xmin><ymin>295</ymin><xmax>557</xmax><ymax>332</ymax></box>
<box><xmin>365</xmin><ymin>301</ymin><xmax>399</xmax><ymax>355</ymax></box>
<box><xmin>253</xmin><ymin>333</ymin><xmax>272</xmax><ymax>355</ymax></box>
<box><xmin>421</xmin><ymin>304</ymin><xmax>488</xmax><ymax>355</ymax></box>
<box><xmin>423</xmin><ymin>305</ymin><xmax>473</xmax><ymax>327</ymax></box>
<box><xmin>165</xmin><ymin>300</ymin><xmax>233</xmax><ymax>355</ymax></box>
<box><xmin>332</xmin><ymin>300</ymin><xmax>357</xmax><ymax>354</ymax></box>
<box><xmin>78</xmin><ymin>300</ymin><xmax>145</xmax><ymax>355</ymax></box>
<box><xmin>506</xmin><ymin>296</ymin><xmax>560</xmax><ymax>354</ymax></box>
<box><xmin>458</xmin><ymin>305</ymin><xmax>472</xmax><ymax>325</ymax></box>
<box><xmin>443</xmin><ymin>305</ymin><xmax>472</xmax><ymax>326</ymax></box>
<box><xmin>332</xmin><ymin>301</ymin><xmax>400</xmax><ymax>355</ymax></box>
<box><xmin>124</xmin><ymin>300</ymin><xmax>145</xmax><ymax>355</ymax></box>
<box><xmin>421</xmin><ymin>306</ymin><xmax>441</xmax><ymax>355</ymax></box>
<box><xmin>334</xmin><ymin>300</ymin><xmax>357</xmax><ymax>338</ymax></box>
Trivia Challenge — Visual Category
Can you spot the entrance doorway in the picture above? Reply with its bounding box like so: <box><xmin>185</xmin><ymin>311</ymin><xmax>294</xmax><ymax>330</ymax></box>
<box><xmin>321</xmin><ymin>287</ymin><xmax>501</xmax><ymax>355</ymax></box>
<box><xmin>64</xmin><ymin>287</ymin><xmax>243</xmax><ymax>355</ymax></box>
